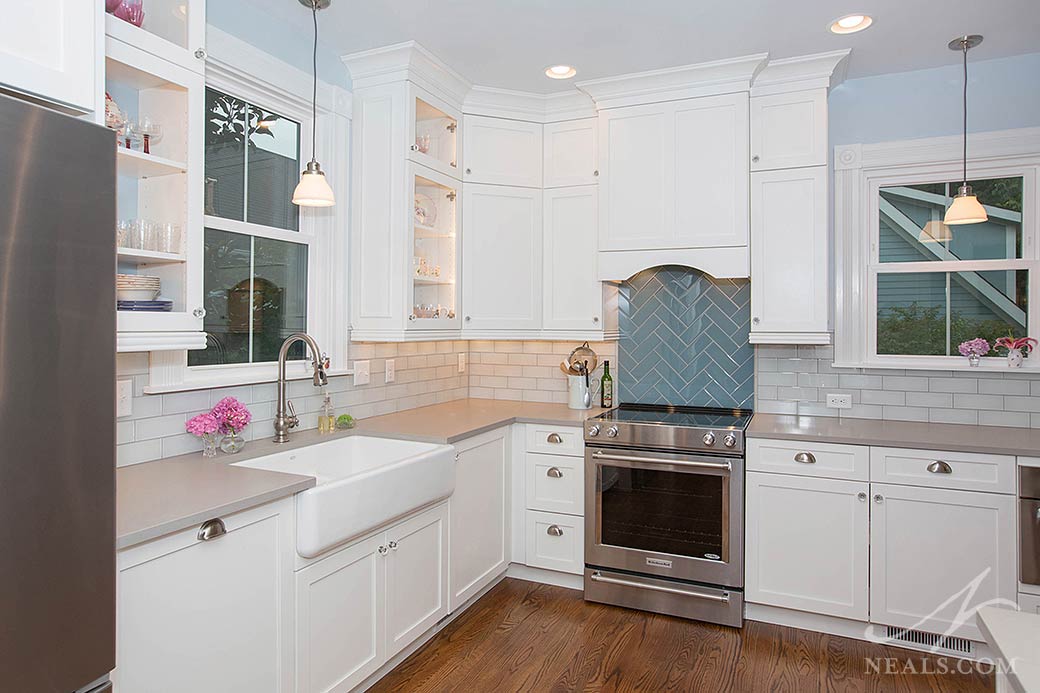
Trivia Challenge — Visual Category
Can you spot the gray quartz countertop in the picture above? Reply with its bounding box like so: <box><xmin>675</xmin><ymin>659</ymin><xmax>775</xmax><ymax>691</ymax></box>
<box><xmin>117</xmin><ymin>399</ymin><xmax>604</xmax><ymax>550</ymax></box>
<box><xmin>748</xmin><ymin>413</ymin><xmax>1040</xmax><ymax>458</ymax></box>
<box><xmin>977</xmin><ymin>607</ymin><xmax>1040</xmax><ymax>693</ymax></box>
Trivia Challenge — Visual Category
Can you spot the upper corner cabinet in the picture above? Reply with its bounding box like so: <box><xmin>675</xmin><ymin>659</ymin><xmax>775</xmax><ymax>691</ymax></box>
<box><xmin>598</xmin><ymin>93</ymin><xmax>749</xmax><ymax>253</ymax></box>
<box><xmin>409</xmin><ymin>87</ymin><xmax>461</xmax><ymax>180</ymax></box>
<box><xmin>105</xmin><ymin>0</ymin><xmax>207</xmax><ymax>74</ymax></box>
<box><xmin>0</xmin><ymin>0</ymin><xmax>98</xmax><ymax>112</ymax></box>
<box><xmin>463</xmin><ymin>115</ymin><xmax>542</xmax><ymax>188</ymax></box>
<box><xmin>543</xmin><ymin>118</ymin><xmax>598</xmax><ymax>188</ymax></box>
<box><xmin>750</xmin><ymin>89</ymin><xmax>827</xmax><ymax>171</ymax></box>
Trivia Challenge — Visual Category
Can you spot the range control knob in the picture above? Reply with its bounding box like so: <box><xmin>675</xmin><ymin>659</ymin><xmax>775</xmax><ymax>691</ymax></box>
<box><xmin>723</xmin><ymin>434</ymin><xmax>737</xmax><ymax>448</ymax></box>
<box><xmin>702</xmin><ymin>432</ymin><xmax>716</xmax><ymax>447</ymax></box>
<box><xmin>587</xmin><ymin>425</ymin><xmax>601</xmax><ymax>437</ymax></box>
<box><xmin>606</xmin><ymin>426</ymin><xmax>620</xmax><ymax>438</ymax></box>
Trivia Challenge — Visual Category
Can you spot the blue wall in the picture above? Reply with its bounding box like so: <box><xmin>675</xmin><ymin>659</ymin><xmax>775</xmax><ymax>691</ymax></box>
<box><xmin>619</xmin><ymin>267</ymin><xmax>754</xmax><ymax>409</ymax></box>
<box><xmin>831</xmin><ymin>52</ymin><xmax>1040</xmax><ymax>145</ymax></box>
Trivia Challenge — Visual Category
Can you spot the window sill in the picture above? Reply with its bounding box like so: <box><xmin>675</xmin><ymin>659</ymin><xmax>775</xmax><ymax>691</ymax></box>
<box><xmin>142</xmin><ymin>366</ymin><xmax>354</xmax><ymax>395</ymax></box>
<box><xmin>832</xmin><ymin>357</ymin><xmax>1040</xmax><ymax>373</ymax></box>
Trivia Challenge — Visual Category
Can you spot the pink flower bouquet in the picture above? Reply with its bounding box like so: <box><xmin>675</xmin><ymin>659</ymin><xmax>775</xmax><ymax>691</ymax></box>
<box><xmin>994</xmin><ymin>335</ymin><xmax>1037</xmax><ymax>354</ymax></box>
<box><xmin>185</xmin><ymin>412</ymin><xmax>220</xmax><ymax>437</ymax></box>
<box><xmin>957</xmin><ymin>338</ymin><xmax>990</xmax><ymax>358</ymax></box>
<box><xmin>211</xmin><ymin>397</ymin><xmax>252</xmax><ymax>435</ymax></box>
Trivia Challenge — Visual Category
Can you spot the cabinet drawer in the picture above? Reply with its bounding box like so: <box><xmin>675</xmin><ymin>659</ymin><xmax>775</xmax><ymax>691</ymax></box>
<box><xmin>870</xmin><ymin>447</ymin><xmax>1016</xmax><ymax>494</ymax></box>
<box><xmin>524</xmin><ymin>510</ymin><xmax>584</xmax><ymax>575</ymax></box>
<box><xmin>525</xmin><ymin>424</ymin><xmax>584</xmax><ymax>456</ymax></box>
<box><xmin>747</xmin><ymin>438</ymin><xmax>868</xmax><ymax>481</ymax></box>
<box><xmin>1019</xmin><ymin>593</ymin><xmax>1040</xmax><ymax>615</ymax></box>
<box><xmin>525</xmin><ymin>453</ymin><xmax>584</xmax><ymax>515</ymax></box>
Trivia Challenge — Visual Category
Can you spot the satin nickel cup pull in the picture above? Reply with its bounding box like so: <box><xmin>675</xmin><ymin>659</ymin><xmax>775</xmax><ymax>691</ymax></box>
<box><xmin>927</xmin><ymin>460</ymin><xmax>953</xmax><ymax>474</ymax></box>
<box><xmin>546</xmin><ymin>525</ymin><xmax>564</xmax><ymax>537</ymax></box>
<box><xmin>546</xmin><ymin>467</ymin><xmax>564</xmax><ymax>478</ymax></box>
<box><xmin>546</xmin><ymin>433</ymin><xmax>564</xmax><ymax>444</ymax></box>
<box><xmin>794</xmin><ymin>452</ymin><xmax>817</xmax><ymax>464</ymax></box>
<box><xmin>197</xmin><ymin>518</ymin><xmax>227</xmax><ymax>541</ymax></box>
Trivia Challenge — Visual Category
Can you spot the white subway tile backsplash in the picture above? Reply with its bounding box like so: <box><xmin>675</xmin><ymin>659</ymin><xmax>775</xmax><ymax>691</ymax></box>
<box><xmin>952</xmin><ymin>393</ymin><xmax>1005</xmax><ymax>411</ymax></box>
<box><xmin>860</xmin><ymin>390</ymin><xmax>906</xmax><ymax>406</ymax></box>
<box><xmin>881</xmin><ymin>376</ymin><xmax>930</xmax><ymax>392</ymax></box>
<box><xmin>905</xmin><ymin>392</ymin><xmax>954</xmax><ymax>408</ymax></box>
<box><xmin>882</xmin><ymin>406</ymin><xmax>930</xmax><ymax>422</ymax></box>
<box><xmin>1005</xmin><ymin>395</ymin><xmax>1040</xmax><ymax>413</ymax></box>
<box><xmin>979</xmin><ymin>410</ymin><xmax>1030</xmax><ymax>428</ymax></box>
<box><xmin>838</xmin><ymin>374</ymin><xmax>883</xmax><ymax>389</ymax></box>
<box><xmin>928</xmin><ymin>378</ymin><xmax>978</xmax><ymax>394</ymax></box>
<box><xmin>929</xmin><ymin>408</ymin><xmax>979</xmax><ymax>425</ymax></box>
<box><xmin>978</xmin><ymin>379</ymin><xmax>1032</xmax><ymax>396</ymax></box>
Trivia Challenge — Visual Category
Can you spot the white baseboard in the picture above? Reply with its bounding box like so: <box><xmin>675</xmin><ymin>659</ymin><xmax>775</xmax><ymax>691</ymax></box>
<box><xmin>506</xmin><ymin>563</ymin><xmax>584</xmax><ymax>591</ymax></box>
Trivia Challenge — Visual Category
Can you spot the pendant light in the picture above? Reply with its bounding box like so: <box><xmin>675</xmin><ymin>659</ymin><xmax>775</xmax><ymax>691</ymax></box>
<box><xmin>943</xmin><ymin>35</ymin><xmax>987</xmax><ymax>226</ymax></box>
<box><xmin>292</xmin><ymin>0</ymin><xmax>335</xmax><ymax>207</ymax></box>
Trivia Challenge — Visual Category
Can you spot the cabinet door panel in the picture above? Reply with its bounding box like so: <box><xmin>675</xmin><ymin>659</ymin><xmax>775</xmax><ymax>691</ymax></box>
<box><xmin>462</xmin><ymin>184</ymin><xmax>542</xmax><ymax>330</ymax></box>
<box><xmin>451</xmin><ymin>428</ymin><xmax>509</xmax><ymax>609</ymax></box>
<box><xmin>463</xmin><ymin>115</ymin><xmax>541</xmax><ymax>187</ymax></box>
<box><xmin>543</xmin><ymin>186</ymin><xmax>602</xmax><ymax>331</ymax></box>
<box><xmin>386</xmin><ymin>503</ymin><xmax>449</xmax><ymax>657</ymax></box>
<box><xmin>526</xmin><ymin>452</ymin><xmax>584</xmax><ymax>515</ymax></box>
<box><xmin>750</xmin><ymin>166</ymin><xmax>828</xmax><ymax>337</ymax></box>
<box><xmin>870</xmin><ymin>483</ymin><xmax>1017</xmax><ymax>641</ymax></box>
<box><xmin>544</xmin><ymin>118</ymin><xmax>598</xmax><ymax>187</ymax></box>
<box><xmin>296</xmin><ymin>534</ymin><xmax>386</xmax><ymax>693</ymax></box>
<box><xmin>525</xmin><ymin>510</ymin><xmax>584</xmax><ymax>575</ymax></box>
<box><xmin>598</xmin><ymin>104</ymin><xmax>670</xmax><ymax>250</ymax></box>
<box><xmin>745</xmin><ymin>473</ymin><xmax>869</xmax><ymax>620</ymax></box>
<box><xmin>673</xmin><ymin>93</ymin><xmax>749</xmax><ymax>249</ymax></box>
<box><xmin>751</xmin><ymin>90</ymin><xmax>827</xmax><ymax>170</ymax></box>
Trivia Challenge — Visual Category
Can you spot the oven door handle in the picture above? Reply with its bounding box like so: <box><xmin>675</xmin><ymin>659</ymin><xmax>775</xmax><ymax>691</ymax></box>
<box><xmin>591</xmin><ymin>451</ymin><xmax>732</xmax><ymax>472</ymax></box>
<box><xmin>589</xmin><ymin>572</ymin><xmax>730</xmax><ymax>604</ymax></box>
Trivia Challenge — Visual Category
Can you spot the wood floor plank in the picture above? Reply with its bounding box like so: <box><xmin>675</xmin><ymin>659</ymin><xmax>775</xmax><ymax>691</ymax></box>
<box><xmin>369</xmin><ymin>579</ymin><xmax>994</xmax><ymax>693</ymax></box>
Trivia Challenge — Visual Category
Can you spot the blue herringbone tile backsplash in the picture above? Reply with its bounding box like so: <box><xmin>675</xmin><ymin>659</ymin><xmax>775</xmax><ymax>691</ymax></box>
<box><xmin>619</xmin><ymin>266</ymin><xmax>753</xmax><ymax>409</ymax></box>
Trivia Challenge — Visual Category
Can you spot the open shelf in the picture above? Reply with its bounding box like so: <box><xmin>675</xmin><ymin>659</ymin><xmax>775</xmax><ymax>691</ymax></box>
<box><xmin>413</xmin><ymin>277</ymin><xmax>455</xmax><ymax>285</ymax></box>
<box><xmin>117</xmin><ymin>148</ymin><xmax>187</xmax><ymax>178</ymax></box>
<box><xmin>414</xmin><ymin>223</ymin><xmax>455</xmax><ymax>239</ymax></box>
<box><xmin>117</xmin><ymin>247</ymin><xmax>187</xmax><ymax>265</ymax></box>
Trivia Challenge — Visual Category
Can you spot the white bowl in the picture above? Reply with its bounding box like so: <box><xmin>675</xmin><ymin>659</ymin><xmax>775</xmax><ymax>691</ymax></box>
<box><xmin>117</xmin><ymin>288</ymin><xmax>160</xmax><ymax>301</ymax></box>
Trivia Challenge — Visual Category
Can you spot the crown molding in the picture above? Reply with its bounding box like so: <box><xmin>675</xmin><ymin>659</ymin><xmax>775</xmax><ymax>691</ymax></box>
<box><xmin>575</xmin><ymin>53</ymin><xmax>769</xmax><ymax>110</ymax></box>
<box><xmin>463</xmin><ymin>86</ymin><xmax>596</xmax><ymax>123</ymax></box>
<box><xmin>341</xmin><ymin>41</ymin><xmax>472</xmax><ymax>105</ymax></box>
<box><xmin>751</xmin><ymin>49</ymin><xmax>851</xmax><ymax>96</ymax></box>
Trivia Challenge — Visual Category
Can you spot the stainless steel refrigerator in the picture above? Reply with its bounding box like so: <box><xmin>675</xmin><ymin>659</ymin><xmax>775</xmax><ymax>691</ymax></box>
<box><xmin>0</xmin><ymin>94</ymin><xmax>116</xmax><ymax>693</ymax></box>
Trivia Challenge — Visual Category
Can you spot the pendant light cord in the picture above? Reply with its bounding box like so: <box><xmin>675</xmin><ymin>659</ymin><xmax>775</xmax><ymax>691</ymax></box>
<box><xmin>961</xmin><ymin>40</ymin><xmax>968</xmax><ymax>187</ymax></box>
<box><xmin>310</xmin><ymin>0</ymin><xmax>318</xmax><ymax>165</ymax></box>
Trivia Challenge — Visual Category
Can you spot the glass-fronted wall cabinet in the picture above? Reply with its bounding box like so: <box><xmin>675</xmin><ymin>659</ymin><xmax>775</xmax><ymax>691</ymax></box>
<box><xmin>408</xmin><ymin>90</ymin><xmax>460</xmax><ymax>180</ymax></box>
<box><xmin>105</xmin><ymin>0</ymin><xmax>206</xmax><ymax>74</ymax></box>
<box><xmin>410</xmin><ymin>164</ymin><xmax>459</xmax><ymax>328</ymax></box>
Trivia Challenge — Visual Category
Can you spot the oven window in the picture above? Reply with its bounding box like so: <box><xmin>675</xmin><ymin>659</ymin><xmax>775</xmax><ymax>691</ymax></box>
<box><xmin>599</xmin><ymin>465</ymin><xmax>725</xmax><ymax>560</ymax></box>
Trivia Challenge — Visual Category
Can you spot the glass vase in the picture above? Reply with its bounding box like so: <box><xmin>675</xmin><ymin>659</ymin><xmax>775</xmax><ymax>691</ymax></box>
<box><xmin>201</xmin><ymin>433</ymin><xmax>220</xmax><ymax>458</ymax></box>
<box><xmin>968</xmin><ymin>353</ymin><xmax>981</xmax><ymax>367</ymax></box>
<box><xmin>220</xmin><ymin>431</ymin><xmax>246</xmax><ymax>454</ymax></box>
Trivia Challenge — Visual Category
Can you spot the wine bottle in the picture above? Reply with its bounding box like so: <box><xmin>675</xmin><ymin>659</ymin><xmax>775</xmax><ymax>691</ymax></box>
<box><xmin>600</xmin><ymin>360</ymin><xmax>614</xmax><ymax>408</ymax></box>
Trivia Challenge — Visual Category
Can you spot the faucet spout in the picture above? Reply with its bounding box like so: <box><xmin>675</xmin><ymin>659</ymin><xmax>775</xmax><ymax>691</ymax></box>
<box><xmin>273</xmin><ymin>332</ymin><xmax>327</xmax><ymax>443</ymax></box>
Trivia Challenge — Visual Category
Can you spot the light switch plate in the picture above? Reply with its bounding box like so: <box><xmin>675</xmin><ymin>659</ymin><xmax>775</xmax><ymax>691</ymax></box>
<box><xmin>116</xmin><ymin>379</ymin><xmax>133</xmax><ymax>417</ymax></box>
<box><xmin>385</xmin><ymin>359</ymin><xmax>396</xmax><ymax>383</ymax></box>
<box><xmin>458</xmin><ymin>353</ymin><xmax>466</xmax><ymax>373</ymax></box>
<box><xmin>354</xmin><ymin>360</ymin><xmax>371</xmax><ymax>386</ymax></box>
<box><xmin>826</xmin><ymin>393</ymin><xmax>853</xmax><ymax>409</ymax></box>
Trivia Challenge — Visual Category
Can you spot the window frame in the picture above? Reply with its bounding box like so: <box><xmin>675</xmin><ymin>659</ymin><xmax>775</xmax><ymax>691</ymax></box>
<box><xmin>144</xmin><ymin>29</ymin><xmax>350</xmax><ymax>393</ymax></box>
<box><xmin>834</xmin><ymin>127</ymin><xmax>1040</xmax><ymax>372</ymax></box>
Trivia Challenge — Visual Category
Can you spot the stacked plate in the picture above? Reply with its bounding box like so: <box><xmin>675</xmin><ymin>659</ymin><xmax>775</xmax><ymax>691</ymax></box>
<box><xmin>117</xmin><ymin>299</ymin><xmax>173</xmax><ymax>312</ymax></box>
<box><xmin>117</xmin><ymin>273</ymin><xmax>160</xmax><ymax>301</ymax></box>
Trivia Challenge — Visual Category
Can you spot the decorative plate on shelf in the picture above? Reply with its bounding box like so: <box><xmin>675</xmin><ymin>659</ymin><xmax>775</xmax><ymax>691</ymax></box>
<box><xmin>414</xmin><ymin>192</ymin><xmax>437</xmax><ymax>228</ymax></box>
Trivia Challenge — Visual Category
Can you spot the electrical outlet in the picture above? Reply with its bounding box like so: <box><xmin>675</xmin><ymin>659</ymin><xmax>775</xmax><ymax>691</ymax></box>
<box><xmin>458</xmin><ymin>353</ymin><xmax>466</xmax><ymax>373</ymax></box>
<box><xmin>353</xmin><ymin>360</ymin><xmax>371</xmax><ymax>386</ymax></box>
<box><xmin>116</xmin><ymin>379</ymin><xmax>133</xmax><ymax>417</ymax></box>
<box><xmin>826</xmin><ymin>393</ymin><xmax>853</xmax><ymax>410</ymax></box>
<box><xmin>385</xmin><ymin>359</ymin><xmax>396</xmax><ymax>383</ymax></box>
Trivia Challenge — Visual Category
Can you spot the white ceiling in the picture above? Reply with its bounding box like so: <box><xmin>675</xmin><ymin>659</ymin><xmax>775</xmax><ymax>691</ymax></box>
<box><xmin>256</xmin><ymin>0</ymin><xmax>1039</xmax><ymax>93</ymax></box>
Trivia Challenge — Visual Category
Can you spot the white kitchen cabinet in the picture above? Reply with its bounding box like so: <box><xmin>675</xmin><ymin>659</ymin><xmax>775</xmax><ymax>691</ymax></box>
<box><xmin>0</xmin><ymin>0</ymin><xmax>98</xmax><ymax>113</ymax></box>
<box><xmin>543</xmin><ymin>118</ymin><xmax>598</xmax><ymax>187</ymax></box>
<box><xmin>451</xmin><ymin>428</ymin><xmax>510</xmax><ymax>609</ymax></box>
<box><xmin>105</xmin><ymin>0</ymin><xmax>206</xmax><ymax>74</ymax></box>
<box><xmin>598</xmin><ymin>93</ymin><xmax>749</xmax><ymax>252</ymax></box>
<box><xmin>749</xmin><ymin>166</ymin><xmax>829</xmax><ymax>343</ymax></box>
<box><xmin>463</xmin><ymin>115</ymin><xmax>542</xmax><ymax>187</ymax></box>
<box><xmin>543</xmin><ymin>186</ymin><xmax>616</xmax><ymax>334</ymax></box>
<box><xmin>296</xmin><ymin>502</ymin><xmax>448</xmax><ymax>693</ymax></box>
<box><xmin>385</xmin><ymin>503</ymin><xmax>450</xmax><ymax>657</ymax></box>
<box><xmin>745</xmin><ymin>472</ymin><xmax>869</xmax><ymax>620</ymax></box>
<box><xmin>525</xmin><ymin>510</ymin><xmax>585</xmax><ymax>575</ymax></box>
<box><xmin>750</xmin><ymin>89</ymin><xmax>827</xmax><ymax>171</ymax></box>
<box><xmin>408</xmin><ymin>86</ymin><xmax>461</xmax><ymax>180</ymax></box>
<box><xmin>870</xmin><ymin>483</ymin><xmax>1017</xmax><ymax>641</ymax></box>
<box><xmin>526</xmin><ymin>452</ymin><xmax>584</xmax><ymax>516</ymax></box>
<box><xmin>462</xmin><ymin>184</ymin><xmax>542</xmax><ymax>332</ymax></box>
<box><xmin>114</xmin><ymin>499</ymin><xmax>294</xmax><ymax>693</ymax></box>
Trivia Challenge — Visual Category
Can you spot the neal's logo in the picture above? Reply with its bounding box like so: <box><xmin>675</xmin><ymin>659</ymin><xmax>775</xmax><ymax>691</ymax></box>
<box><xmin>646</xmin><ymin>557</ymin><xmax>672</xmax><ymax>568</ymax></box>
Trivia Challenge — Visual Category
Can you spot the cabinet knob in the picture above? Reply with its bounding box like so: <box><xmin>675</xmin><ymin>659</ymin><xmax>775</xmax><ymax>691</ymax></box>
<box><xmin>593</xmin><ymin>169</ymin><xmax>599</xmax><ymax>177</ymax></box>
<box><xmin>873</xmin><ymin>494</ymin><xmax>884</xmax><ymax>504</ymax></box>
<box><xmin>546</xmin><ymin>433</ymin><xmax>564</xmax><ymax>444</ymax></box>
<box><xmin>927</xmin><ymin>460</ymin><xmax>953</xmax><ymax>474</ymax></box>
<box><xmin>546</xmin><ymin>524</ymin><xmax>564</xmax><ymax>537</ymax></box>
<box><xmin>388</xmin><ymin>540</ymin><xmax>398</xmax><ymax>550</ymax></box>
<box><xmin>410</xmin><ymin>144</ymin><xmax>419</xmax><ymax>152</ymax></box>
<box><xmin>193</xmin><ymin>307</ymin><xmax>207</xmax><ymax>319</ymax></box>
<box><xmin>752</xmin><ymin>155</ymin><xmax>760</xmax><ymax>163</ymax></box>
<box><xmin>197</xmin><ymin>518</ymin><xmax>227</xmax><ymax>541</ymax></box>
<box><xmin>593</xmin><ymin>316</ymin><xmax>600</xmax><ymax>323</ymax></box>
<box><xmin>857</xmin><ymin>492</ymin><xmax>867</xmax><ymax>502</ymax></box>
<box><xmin>794</xmin><ymin>452</ymin><xmax>816</xmax><ymax>465</ymax></box>
<box><xmin>752</xmin><ymin>317</ymin><xmax>760</xmax><ymax>325</ymax></box>
<box><xmin>378</xmin><ymin>545</ymin><xmax>389</xmax><ymax>556</ymax></box>
<box><xmin>546</xmin><ymin>466</ymin><xmax>564</xmax><ymax>478</ymax></box>
<box><xmin>194</xmin><ymin>48</ymin><xmax>207</xmax><ymax>60</ymax></box>
<box><xmin>465</xmin><ymin>168</ymin><xmax>472</xmax><ymax>175</ymax></box>
<box><xmin>408</xmin><ymin>315</ymin><xmax>416</xmax><ymax>321</ymax></box>
<box><xmin>465</xmin><ymin>316</ymin><xmax>472</xmax><ymax>322</ymax></box>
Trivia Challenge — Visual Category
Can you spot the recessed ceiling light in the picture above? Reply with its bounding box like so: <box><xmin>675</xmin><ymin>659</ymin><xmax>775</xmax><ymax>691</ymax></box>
<box><xmin>829</xmin><ymin>14</ymin><xmax>873</xmax><ymax>34</ymax></box>
<box><xmin>545</xmin><ymin>65</ymin><xmax>577</xmax><ymax>80</ymax></box>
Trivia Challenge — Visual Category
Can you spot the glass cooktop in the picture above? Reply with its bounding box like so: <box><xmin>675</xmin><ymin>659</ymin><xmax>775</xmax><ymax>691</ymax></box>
<box><xmin>592</xmin><ymin>403</ymin><xmax>754</xmax><ymax>430</ymax></box>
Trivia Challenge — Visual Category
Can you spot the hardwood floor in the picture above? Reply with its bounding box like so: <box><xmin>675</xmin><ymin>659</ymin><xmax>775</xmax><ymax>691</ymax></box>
<box><xmin>371</xmin><ymin>579</ymin><xmax>993</xmax><ymax>693</ymax></box>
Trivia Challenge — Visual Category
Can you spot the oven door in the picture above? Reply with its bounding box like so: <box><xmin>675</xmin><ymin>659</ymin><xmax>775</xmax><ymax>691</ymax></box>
<box><xmin>585</xmin><ymin>445</ymin><xmax>743</xmax><ymax>588</ymax></box>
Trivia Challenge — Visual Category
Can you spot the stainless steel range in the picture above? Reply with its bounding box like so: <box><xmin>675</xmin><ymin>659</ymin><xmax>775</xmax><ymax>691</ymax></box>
<box><xmin>583</xmin><ymin>403</ymin><xmax>752</xmax><ymax>628</ymax></box>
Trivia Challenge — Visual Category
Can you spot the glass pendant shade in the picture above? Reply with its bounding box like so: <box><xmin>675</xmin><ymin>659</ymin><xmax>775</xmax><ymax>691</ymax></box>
<box><xmin>944</xmin><ymin>185</ymin><xmax>987</xmax><ymax>225</ymax></box>
<box><xmin>293</xmin><ymin>160</ymin><xmax>335</xmax><ymax>207</ymax></box>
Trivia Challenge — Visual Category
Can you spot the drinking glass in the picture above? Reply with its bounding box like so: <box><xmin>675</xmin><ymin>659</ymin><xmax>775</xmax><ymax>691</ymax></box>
<box><xmin>158</xmin><ymin>223</ymin><xmax>182</xmax><ymax>254</ymax></box>
<box><xmin>116</xmin><ymin>220</ymin><xmax>130</xmax><ymax>248</ymax></box>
